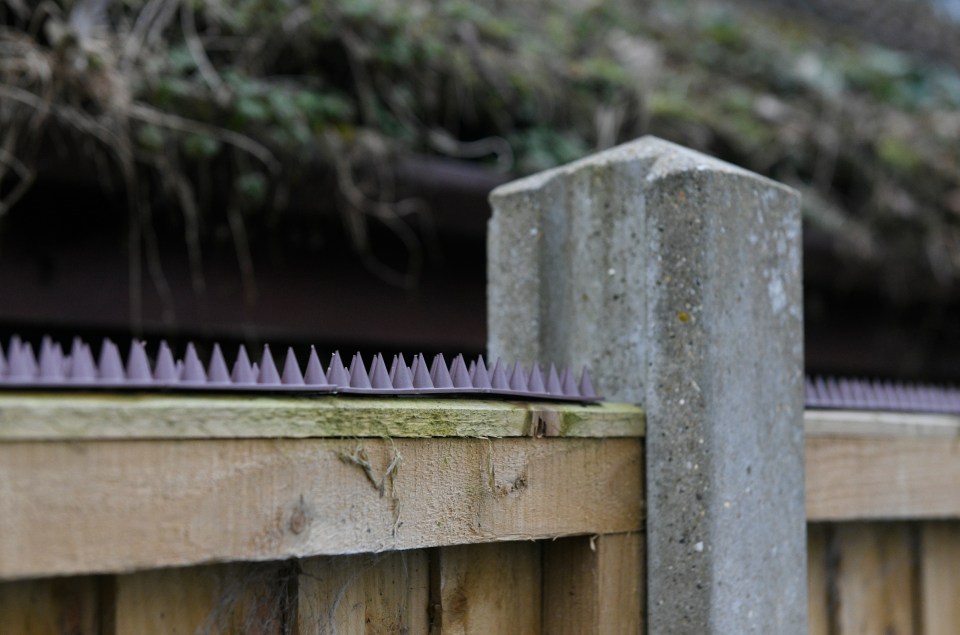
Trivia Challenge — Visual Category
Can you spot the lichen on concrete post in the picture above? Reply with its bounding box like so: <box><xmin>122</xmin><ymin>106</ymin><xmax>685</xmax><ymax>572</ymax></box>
<box><xmin>487</xmin><ymin>137</ymin><xmax>805</xmax><ymax>633</ymax></box>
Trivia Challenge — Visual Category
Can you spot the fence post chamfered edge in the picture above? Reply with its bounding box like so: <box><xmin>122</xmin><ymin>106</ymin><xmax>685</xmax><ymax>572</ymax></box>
<box><xmin>487</xmin><ymin>136</ymin><xmax>806</xmax><ymax>633</ymax></box>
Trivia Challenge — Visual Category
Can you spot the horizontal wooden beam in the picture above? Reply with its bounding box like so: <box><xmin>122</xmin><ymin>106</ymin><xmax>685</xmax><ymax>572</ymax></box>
<box><xmin>805</xmin><ymin>411</ymin><xmax>960</xmax><ymax>520</ymax></box>
<box><xmin>0</xmin><ymin>437</ymin><xmax>643</xmax><ymax>580</ymax></box>
<box><xmin>0</xmin><ymin>394</ymin><xmax>644</xmax><ymax>440</ymax></box>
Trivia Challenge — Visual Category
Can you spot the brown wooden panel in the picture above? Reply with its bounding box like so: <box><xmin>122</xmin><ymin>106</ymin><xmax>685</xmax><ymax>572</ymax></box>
<box><xmin>113</xmin><ymin>562</ymin><xmax>288</xmax><ymax>634</ymax></box>
<box><xmin>806</xmin><ymin>436</ymin><xmax>960</xmax><ymax>520</ymax></box>
<box><xmin>0</xmin><ymin>438</ymin><xmax>642</xmax><ymax>579</ymax></box>
<box><xmin>834</xmin><ymin>523</ymin><xmax>917</xmax><ymax>635</ymax></box>
<box><xmin>807</xmin><ymin>524</ymin><xmax>830</xmax><ymax>635</ymax></box>
<box><xmin>0</xmin><ymin>576</ymin><xmax>101</xmax><ymax>635</ymax></box>
<box><xmin>920</xmin><ymin>521</ymin><xmax>960</xmax><ymax>635</ymax></box>
<box><xmin>433</xmin><ymin>542</ymin><xmax>541</xmax><ymax>634</ymax></box>
<box><xmin>542</xmin><ymin>533</ymin><xmax>643</xmax><ymax>634</ymax></box>
<box><xmin>296</xmin><ymin>550</ymin><xmax>429</xmax><ymax>634</ymax></box>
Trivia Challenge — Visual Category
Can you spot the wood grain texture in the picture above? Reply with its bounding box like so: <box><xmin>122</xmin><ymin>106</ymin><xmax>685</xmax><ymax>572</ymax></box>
<box><xmin>113</xmin><ymin>562</ymin><xmax>288</xmax><ymax>634</ymax></box>
<box><xmin>806</xmin><ymin>436</ymin><xmax>960</xmax><ymax>520</ymax></box>
<box><xmin>0</xmin><ymin>576</ymin><xmax>101</xmax><ymax>635</ymax></box>
<box><xmin>805</xmin><ymin>410</ymin><xmax>960</xmax><ymax>439</ymax></box>
<box><xmin>0</xmin><ymin>437</ymin><xmax>642</xmax><ymax>580</ymax></box>
<box><xmin>834</xmin><ymin>523</ymin><xmax>917</xmax><ymax>635</ymax></box>
<box><xmin>0</xmin><ymin>395</ymin><xmax>643</xmax><ymax>440</ymax></box>
<box><xmin>433</xmin><ymin>542</ymin><xmax>541</xmax><ymax>634</ymax></box>
<box><xmin>297</xmin><ymin>550</ymin><xmax>429</xmax><ymax>635</ymax></box>
<box><xmin>920</xmin><ymin>521</ymin><xmax>960</xmax><ymax>634</ymax></box>
<box><xmin>542</xmin><ymin>532</ymin><xmax>643</xmax><ymax>635</ymax></box>
<box><xmin>806</xmin><ymin>524</ymin><xmax>829</xmax><ymax>635</ymax></box>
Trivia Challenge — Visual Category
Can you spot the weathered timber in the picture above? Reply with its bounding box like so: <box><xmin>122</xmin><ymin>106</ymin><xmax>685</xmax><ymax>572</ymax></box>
<box><xmin>920</xmin><ymin>521</ymin><xmax>960</xmax><ymax>635</ymax></box>
<box><xmin>542</xmin><ymin>532</ymin><xmax>644</xmax><ymax>634</ymax></box>
<box><xmin>0</xmin><ymin>437</ymin><xmax>642</xmax><ymax>580</ymax></box>
<box><xmin>0</xmin><ymin>395</ymin><xmax>643</xmax><ymax>440</ymax></box>
<box><xmin>806</xmin><ymin>524</ymin><xmax>830</xmax><ymax>635</ymax></box>
<box><xmin>805</xmin><ymin>409</ymin><xmax>960</xmax><ymax>439</ymax></box>
<box><xmin>0</xmin><ymin>576</ymin><xmax>102</xmax><ymax>635</ymax></box>
<box><xmin>297</xmin><ymin>551</ymin><xmax>429</xmax><ymax>635</ymax></box>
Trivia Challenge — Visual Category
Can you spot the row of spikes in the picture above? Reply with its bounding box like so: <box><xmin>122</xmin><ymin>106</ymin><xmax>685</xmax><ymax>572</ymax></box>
<box><xmin>0</xmin><ymin>337</ymin><xmax>597</xmax><ymax>398</ymax></box>
<box><xmin>806</xmin><ymin>376</ymin><xmax>960</xmax><ymax>413</ymax></box>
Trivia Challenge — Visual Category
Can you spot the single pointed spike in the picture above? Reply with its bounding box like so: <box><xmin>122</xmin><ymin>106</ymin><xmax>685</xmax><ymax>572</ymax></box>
<box><xmin>175</xmin><ymin>360</ymin><xmax>185</xmax><ymax>380</ymax></box>
<box><xmin>389</xmin><ymin>354</ymin><xmax>399</xmax><ymax>383</ymax></box>
<box><xmin>326</xmin><ymin>351</ymin><xmax>350</xmax><ymax>387</ymax></box>
<box><xmin>560</xmin><ymin>367</ymin><xmax>579</xmax><ymax>396</ymax></box>
<box><xmin>411</xmin><ymin>354</ymin><xmax>434</xmax><ymax>389</ymax></box>
<box><xmin>509</xmin><ymin>362</ymin><xmax>529</xmax><ymax>392</ymax></box>
<box><xmin>38</xmin><ymin>341</ymin><xmax>65</xmax><ymax>382</ymax></box>
<box><xmin>153</xmin><ymin>340</ymin><xmax>180</xmax><ymax>383</ymax></box>
<box><xmin>546</xmin><ymin>364</ymin><xmax>563</xmax><ymax>395</ymax></box>
<box><xmin>472</xmin><ymin>356</ymin><xmax>492</xmax><ymax>389</ymax></box>
<box><xmin>250</xmin><ymin>362</ymin><xmax>259</xmax><ymax>379</ymax></box>
<box><xmin>369</xmin><ymin>354</ymin><xmax>392</xmax><ymax>389</ymax></box>
<box><xmin>231</xmin><ymin>345</ymin><xmax>254</xmax><ymax>384</ymax></box>
<box><xmin>490</xmin><ymin>358</ymin><xmax>510</xmax><ymax>390</ymax></box>
<box><xmin>98</xmin><ymin>339</ymin><xmax>124</xmax><ymax>382</ymax></box>
<box><xmin>0</xmin><ymin>340</ymin><xmax>6</xmax><ymax>378</ymax></box>
<box><xmin>69</xmin><ymin>342</ymin><xmax>97</xmax><ymax>382</ymax></box>
<box><xmin>468</xmin><ymin>360</ymin><xmax>477</xmax><ymax>380</ymax></box>
<box><xmin>282</xmin><ymin>347</ymin><xmax>305</xmax><ymax>385</ymax></box>
<box><xmin>431</xmin><ymin>354</ymin><xmax>453</xmax><ymax>388</ymax></box>
<box><xmin>126</xmin><ymin>340</ymin><xmax>152</xmax><ymax>382</ymax></box>
<box><xmin>304</xmin><ymin>346</ymin><xmax>326</xmax><ymax>385</ymax></box>
<box><xmin>181</xmin><ymin>343</ymin><xmax>207</xmax><ymax>383</ymax></box>
<box><xmin>450</xmin><ymin>354</ymin><xmax>472</xmax><ymax>388</ymax></box>
<box><xmin>349</xmin><ymin>353</ymin><xmax>372</xmax><ymax>389</ymax></box>
<box><xmin>392</xmin><ymin>353</ymin><xmax>413</xmax><ymax>389</ymax></box>
<box><xmin>207</xmin><ymin>344</ymin><xmax>231</xmax><ymax>384</ymax></box>
<box><xmin>578</xmin><ymin>368</ymin><xmax>597</xmax><ymax>398</ymax></box>
<box><xmin>528</xmin><ymin>363</ymin><xmax>546</xmax><ymax>393</ymax></box>
<box><xmin>258</xmin><ymin>345</ymin><xmax>281</xmax><ymax>385</ymax></box>
<box><xmin>8</xmin><ymin>339</ymin><xmax>38</xmax><ymax>380</ymax></box>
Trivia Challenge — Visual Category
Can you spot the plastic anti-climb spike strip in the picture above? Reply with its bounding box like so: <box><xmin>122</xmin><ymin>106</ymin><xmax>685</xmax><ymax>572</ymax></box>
<box><xmin>0</xmin><ymin>336</ymin><xmax>602</xmax><ymax>402</ymax></box>
<box><xmin>805</xmin><ymin>375</ymin><xmax>960</xmax><ymax>415</ymax></box>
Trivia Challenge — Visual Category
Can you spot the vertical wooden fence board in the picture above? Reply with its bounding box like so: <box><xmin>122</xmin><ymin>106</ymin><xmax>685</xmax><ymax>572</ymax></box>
<box><xmin>0</xmin><ymin>576</ymin><xmax>101</xmax><ymax>635</ymax></box>
<box><xmin>835</xmin><ymin>523</ymin><xmax>917</xmax><ymax>635</ymax></box>
<box><xmin>114</xmin><ymin>562</ymin><xmax>287</xmax><ymax>634</ymax></box>
<box><xmin>920</xmin><ymin>521</ymin><xmax>960</xmax><ymax>634</ymax></box>
<box><xmin>542</xmin><ymin>532</ymin><xmax>643</xmax><ymax>634</ymax></box>
<box><xmin>296</xmin><ymin>550</ymin><xmax>429</xmax><ymax>635</ymax></box>
<box><xmin>433</xmin><ymin>542</ymin><xmax>541</xmax><ymax>635</ymax></box>
<box><xmin>807</xmin><ymin>524</ymin><xmax>830</xmax><ymax>635</ymax></box>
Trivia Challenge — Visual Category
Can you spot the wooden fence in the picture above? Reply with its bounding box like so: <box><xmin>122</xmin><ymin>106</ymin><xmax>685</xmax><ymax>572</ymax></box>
<box><xmin>0</xmin><ymin>394</ymin><xmax>645</xmax><ymax>633</ymax></box>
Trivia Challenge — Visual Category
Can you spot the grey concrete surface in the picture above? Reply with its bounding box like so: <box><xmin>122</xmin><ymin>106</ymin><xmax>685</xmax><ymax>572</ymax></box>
<box><xmin>487</xmin><ymin>136</ymin><xmax>806</xmax><ymax>634</ymax></box>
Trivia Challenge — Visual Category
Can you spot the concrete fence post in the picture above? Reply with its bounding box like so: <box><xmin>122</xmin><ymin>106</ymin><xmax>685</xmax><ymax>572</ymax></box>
<box><xmin>487</xmin><ymin>137</ymin><xmax>805</xmax><ymax>633</ymax></box>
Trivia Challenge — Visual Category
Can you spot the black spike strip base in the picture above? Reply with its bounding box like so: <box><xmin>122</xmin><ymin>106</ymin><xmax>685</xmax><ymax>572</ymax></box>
<box><xmin>0</xmin><ymin>336</ymin><xmax>600</xmax><ymax>403</ymax></box>
<box><xmin>806</xmin><ymin>376</ymin><xmax>960</xmax><ymax>415</ymax></box>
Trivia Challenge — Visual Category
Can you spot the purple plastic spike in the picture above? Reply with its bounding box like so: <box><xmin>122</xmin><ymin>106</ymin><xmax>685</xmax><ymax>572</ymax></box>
<box><xmin>469</xmin><ymin>360</ymin><xmax>477</xmax><ymax>380</ymax></box>
<box><xmin>38</xmin><ymin>340</ymin><xmax>65</xmax><ymax>382</ymax></box>
<box><xmin>154</xmin><ymin>341</ymin><xmax>178</xmax><ymax>382</ymax></box>
<box><xmin>578</xmin><ymin>368</ymin><xmax>597</xmax><ymax>399</ymax></box>
<box><xmin>231</xmin><ymin>345</ymin><xmax>254</xmax><ymax>384</ymax></box>
<box><xmin>98</xmin><ymin>339</ymin><xmax>124</xmax><ymax>382</ymax></box>
<box><xmin>392</xmin><ymin>353</ymin><xmax>413</xmax><ymax>389</ymax></box>
<box><xmin>560</xmin><ymin>367</ymin><xmax>579</xmax><ymax>396</ymax></box>
<box><xmin>282</xmin><ymin>348</ymin><xmax>305</xmax><ymax>385</ymax></box>
<box><xmin>472</xmin><ymin>356</ymin><xmax>492</xmax><ymax>389</ymax></box>
<box><xmin>369</xmin><ymin>354</ymin><xmax>392</xmax><ymax>389</ymax></box>
<box><xmin>431</xmin><ymin>354</ymin><xmax>453</xmax><ymax>388</ymax></box>
<box><xmin>126</xmin><ymin>340</ymin><xmax>152</xmax><ymax>382</ymax></box>
<box><xmin>69</xmin><ymin>341</ymin><xmax>97</xmax><ymax>382</ymax></box>
<box><xmin>0</xmin><ymin>341</ymin><xmax>6</xmax><ymax>378</ymax></box>
<box><xmin>258</xmin><ymin>345</ymin><xmax>281</xmax><ymax>385</ymax></box>
<box><xmin>251</xmin><ymin>362</ymin><xmax>259</xmax><ymax>378</ymax></box>
<box><xmin>181</xmin><ymin>343</ymin><xmax>207</xmax><ymax>383</ymax></box>
<box><xmin>450</xmin><ymin>354</ymin><xmax>472</xmax><ymax>389</ymax></box>
<box><xmin>207</xmin><ymin>344</ymin><xmax>231</xmax><ymax>384</ymax></box>
<box><xmin>349</xmin><ymin>353</ymin><xmax>372</xmax><ymax>389</ymax></box>
<box><xmin>545</xmin><ymin>364</ymin><xmax>563</xmax><ymax>395</ymax></box>
<box><xmin>490</xmin><ymin>359</ymin><xmax>510</xmax><ymax>390</ymax></box>
<box><xmin>8</xmin><ymin>338</ymin><xmax>37</xmax><ymax>381</ymax></box>
<box><xmin>411</xmin><ymin>354</ymin><xmax>433</xmax><ymax>388</ymax></box>
<box><xmin>528</xmin><ymin>364</ymin><xmax>546</xmax><ymax>394</ymax></box>
<box><xmin>326</xmin><ymin>351</ymin><xmax>350</xmax><ymax>387</ymax></box>
<box><xmin>509</xmin><ymin>362</ymin><xmax>528</xmax><ymax>392</ymax></box>
<box><xmin>389</xmin><ymin>355</ymin><xmax>399</xmax><ymax>383</ymax></box>
<box><xmin>304</xmin><ymin>346</ymin><xmax>326</xmax><ymax>385</ymax></box>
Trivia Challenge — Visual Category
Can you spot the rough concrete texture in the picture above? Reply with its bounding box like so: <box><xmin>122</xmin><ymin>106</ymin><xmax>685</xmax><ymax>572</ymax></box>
<box><xmin>488</xmin><ymin>136</ymin><xmax>806</xmax><ymax>634</ymax></box>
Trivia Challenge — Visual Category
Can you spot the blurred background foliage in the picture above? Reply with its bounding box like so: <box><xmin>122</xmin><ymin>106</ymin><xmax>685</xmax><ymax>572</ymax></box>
<box><xmin>2</xmin><ymin>0</ymin><xmax>960</xmax><ymax>300</ymax></box>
